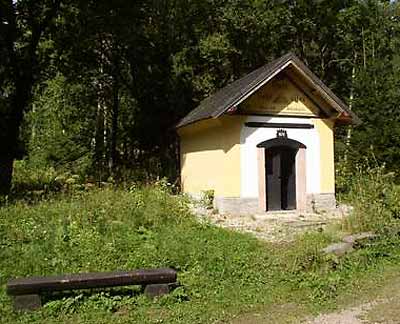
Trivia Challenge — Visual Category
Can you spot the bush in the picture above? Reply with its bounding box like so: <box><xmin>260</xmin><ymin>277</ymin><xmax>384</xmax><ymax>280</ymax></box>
<box><xmin>343</xmin><ymin>165</ymin><xmax>400</xmax><ymax>235</ymax></box>
<box><xmin>8</xmin><ymin>160</ymin><xmax>90</xmax><ymax>203</ymax></box>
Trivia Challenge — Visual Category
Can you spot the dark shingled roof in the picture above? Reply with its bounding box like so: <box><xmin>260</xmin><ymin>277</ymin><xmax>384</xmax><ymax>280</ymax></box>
<box><xmin>176</xmin><ymin>52</ymin><xmax>360</xmax><ymax>128</ymax></box>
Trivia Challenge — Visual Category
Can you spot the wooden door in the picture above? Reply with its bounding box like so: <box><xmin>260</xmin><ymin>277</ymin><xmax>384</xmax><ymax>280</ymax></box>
<box><xmin>280</xmin><ymin>148</ymin><xmax>297</xmax><ymax>210</ymax></box>
<box><xmin>266</xmin><ymin>148</ymin><xmax>281</xmax><ymax>211</ymax></box>
<box><xmin>265</xmin><ymin>147</ymin><xmax>297</xmax><ymax>211</ymax></box>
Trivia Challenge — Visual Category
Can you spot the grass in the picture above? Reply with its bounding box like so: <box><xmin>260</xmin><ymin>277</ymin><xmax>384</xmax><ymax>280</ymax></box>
<box><xmin>1</xmin><ymin>176</ymin><xmax>400</xmax><ymax>323</ymax></box>
<box><xmin>361</xmin><ymin>271</ymin><xmax>400</xmax><ymax>323</ymax></box>
<box><xmin>0</xmin><ymin>186</ymin><xmax>282</xmax><ymax>323</ymax></box>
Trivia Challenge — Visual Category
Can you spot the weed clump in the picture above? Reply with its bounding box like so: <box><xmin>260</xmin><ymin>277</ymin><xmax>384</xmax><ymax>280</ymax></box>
<box><xmin>344</xmin><ymin>165</ymin><xmax>400</xmax><ymax>236</ymax></box>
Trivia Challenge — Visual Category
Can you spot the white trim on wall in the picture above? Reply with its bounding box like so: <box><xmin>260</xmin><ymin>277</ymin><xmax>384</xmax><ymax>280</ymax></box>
<box><xmin>240</xmin><ymin>115</ymin><xmax>321</xmax><ymax>198</ymax></box>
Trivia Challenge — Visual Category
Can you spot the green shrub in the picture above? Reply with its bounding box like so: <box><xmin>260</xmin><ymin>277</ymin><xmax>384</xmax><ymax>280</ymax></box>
<box><xmin>200</xmin><ymin>189</ymin><xmax>214</xmax><ymax>209</ymax></box>
<box><xmin>344</xmin><ymin>165</ymin><xmax>400</xmax><ymax>235</ymax></box>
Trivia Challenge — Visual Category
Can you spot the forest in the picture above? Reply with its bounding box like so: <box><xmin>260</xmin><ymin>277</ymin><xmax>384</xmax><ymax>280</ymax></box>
<box><xmin>2</xmin><ymin>1</ymin><xmax>400</xmax><ymax>323</ymax></box>
<box><xmin>0</xmin><ymin>0</ymin><xmax>399</xmax><ymax>194</ymax></box>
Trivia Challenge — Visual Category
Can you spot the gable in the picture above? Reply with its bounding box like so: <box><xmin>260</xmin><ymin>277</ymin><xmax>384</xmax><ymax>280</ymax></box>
<box><xmin>239</xmin><ymin>75</ymin><xmax>321</xmax><ymax>117</ymax></box>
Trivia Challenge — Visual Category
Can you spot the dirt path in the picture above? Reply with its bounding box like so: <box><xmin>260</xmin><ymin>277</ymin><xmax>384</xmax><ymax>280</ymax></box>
<box><xmin>306</xmin><ymin>302</ymin><xmax>375</xmax><ymax>324</ymax></box>
<box><xmin>229</xmin><ymin>274</ymin><xmax>400</xmax><ymax>324</ymax></box>
<box><xmin>230</xmin><ymin>297</ymin><xmax>399</xmax><ymax>324</ymax></box>
<box><xmin>307</xmin><ymin>296</ymin><xmax>400</xmax><ymax>324</ymax></box>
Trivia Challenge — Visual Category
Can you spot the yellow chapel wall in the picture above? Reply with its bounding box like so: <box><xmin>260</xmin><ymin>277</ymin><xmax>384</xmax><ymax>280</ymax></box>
<box><xmin>241</xmin><ymin>75</ymin><xmax>336</xmax><ymax>194</ymax></box>
<box><xmin>178</xmin><ymin>74</ymin><xmax>337</xmax><ymax>198</ymax></box>
<box><xmin>313</xmin><ymin>118</ymin><xmax>335</xmax><ymax>193</ymax></box>
<box><xmin>178</xmin><ymin>116</ymin><xmax>243</xmax><ymax>197</ymax></box>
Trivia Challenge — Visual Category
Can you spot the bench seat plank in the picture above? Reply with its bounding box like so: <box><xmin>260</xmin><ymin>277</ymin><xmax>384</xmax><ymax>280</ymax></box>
<box><xmin>7</xmin><ymin>268</ymin><xmax>177</xmax><ymax>296</ymax></box>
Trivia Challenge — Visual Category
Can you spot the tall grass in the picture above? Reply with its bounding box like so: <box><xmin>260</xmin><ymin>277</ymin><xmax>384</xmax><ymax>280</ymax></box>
<box><xmin>343</xmin><ymin>165</ymin><xmax>400</xmax><ymax>235</ymax></box>
<box><xmin>0</xmin><ymin>185</ymin><xmax>284</xmax><ymax>322</ymax></box>
<box><xmin>1</xmin><ymin>176</ymin><xmax>400</xmax><ymax>323</ymax></box>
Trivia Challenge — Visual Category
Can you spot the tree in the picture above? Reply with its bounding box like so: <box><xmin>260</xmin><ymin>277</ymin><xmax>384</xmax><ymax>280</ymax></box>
<box><xmin>3</xmin><ymin>0</ymin><xmax>400</xmax><ymax>192</ymax></box>
<box><xmin>335</xmin><ymin>0</ymin><xmax>400</xmax><ymax>172</ymax></box>
<box><xmin>0</xmin><ymin>0</ymin><xmax>63</xmax><ymax>194</ymax></box>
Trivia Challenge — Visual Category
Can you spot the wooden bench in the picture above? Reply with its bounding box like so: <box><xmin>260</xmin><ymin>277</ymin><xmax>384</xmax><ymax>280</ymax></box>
<box><xmin>6</xmin><ymin>268</ymin><xmax>177</xmax><ymax>311</ymax></box>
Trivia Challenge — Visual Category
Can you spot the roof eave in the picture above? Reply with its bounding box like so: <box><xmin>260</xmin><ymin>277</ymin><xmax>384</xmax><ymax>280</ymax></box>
<box><xmin>336</xmin><ymin>111</ymin><xmax>362</xmax><ymax>126</ymax></box>
<box><xmin>176</xmin><ymin>52</ymin><xmax>361</xmax><ymax>128</ymax></box>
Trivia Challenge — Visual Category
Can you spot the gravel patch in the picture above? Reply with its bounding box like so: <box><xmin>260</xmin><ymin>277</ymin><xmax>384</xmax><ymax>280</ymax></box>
<box><xmin>191</xmin><ymin>203</ymin><xmax>347</xmax><ymax>243</ymax></box>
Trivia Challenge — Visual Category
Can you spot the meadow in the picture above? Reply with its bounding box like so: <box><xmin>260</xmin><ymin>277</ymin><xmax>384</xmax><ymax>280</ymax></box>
<box><xmin>1</xmin><ymin>165</ymin><xmax>400</xmax><ymax>323</ymax></box>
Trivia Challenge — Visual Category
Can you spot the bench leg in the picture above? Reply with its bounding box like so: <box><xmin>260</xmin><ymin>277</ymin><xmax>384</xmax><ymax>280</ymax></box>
<box><xmin>13</xmin><ymin>294</ymin><xmax>42</xmax><ymax>311</ymax></box>
<box><xmin>144</xmin><ymin>284</ymin><xmax>170</xmax><ymax>298</ymax></box>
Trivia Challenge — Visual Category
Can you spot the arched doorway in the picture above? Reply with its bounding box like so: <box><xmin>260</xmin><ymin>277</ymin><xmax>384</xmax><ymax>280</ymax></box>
<box><xmin>257</xmin><ymin>137</ymin><xmax>306</xmax><ymax>212</ymax></box>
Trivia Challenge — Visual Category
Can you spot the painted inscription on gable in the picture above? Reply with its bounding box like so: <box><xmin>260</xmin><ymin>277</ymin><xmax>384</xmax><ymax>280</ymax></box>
<box><xmin>241</xmin><ymin>77</ymin><xmax>319</xmax><ymax>116</ymax></box>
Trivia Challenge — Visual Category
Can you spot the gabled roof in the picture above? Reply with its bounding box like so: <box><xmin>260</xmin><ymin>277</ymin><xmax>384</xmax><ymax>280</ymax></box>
<box><xmin>176</xmin><ymin>52</ymin><xmax>360</xmax><ymax>128</ymax></box>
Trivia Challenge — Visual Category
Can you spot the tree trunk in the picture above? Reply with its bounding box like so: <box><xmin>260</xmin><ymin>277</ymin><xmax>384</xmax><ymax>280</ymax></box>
<box><xmin>0</xmin><ymin>109</ymin><xmax>24</xmax><ymax>195</ymax></box>
<box><xmin>344</xmin><ymin>52</ymin><xmax>357</xmax><ymax>165</ymax></box>
<box><xmin>94</xmin><ymin>41</ymin><xmax>107</xmax><ymax>178</ymax></box>
<box><xmin>109</xmin><ymin>78</ymin><xmax>119</xmax><ymax>174</ymax></box>
<box><xmin>94</xmin><ymin>92</ymin><xmax>106</xmax><ymax>177</ymax></box>
<box><xmin>0</xmin><ymin>154</ymin><xmax>14</xmax><ymax>195</ymax></box>
<box><xmin>0</xmin><ymin>67</ymin><xmax>33</xmax><ymax>194</ymax></box>
<box><xmin>0</xmin><ymin>0</ymin><xmax>61</xmax><ymax>194</ymax></box>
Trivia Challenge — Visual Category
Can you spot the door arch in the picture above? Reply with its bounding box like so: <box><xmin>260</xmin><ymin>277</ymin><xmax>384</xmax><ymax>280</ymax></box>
<box><xmin>257</xmin><ymin>138</ymin><xmax>307</xmax><ymax>212</ymax></box>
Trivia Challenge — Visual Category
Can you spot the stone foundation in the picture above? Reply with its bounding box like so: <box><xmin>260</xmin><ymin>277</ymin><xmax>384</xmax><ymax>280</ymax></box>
<box><xmin>214</xmin><ymin>193</ymin><xmax>337</xmax><ymax>215</ymax></box>
<box><xmin>307</xmin><ymin>193</ymin><xmax>337</xmax><ymax>213</ymax></box>
<box><xmin>214</xmin><ymin>197</ymin><xmax>260</xmax><ymax>215</ymax></box>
